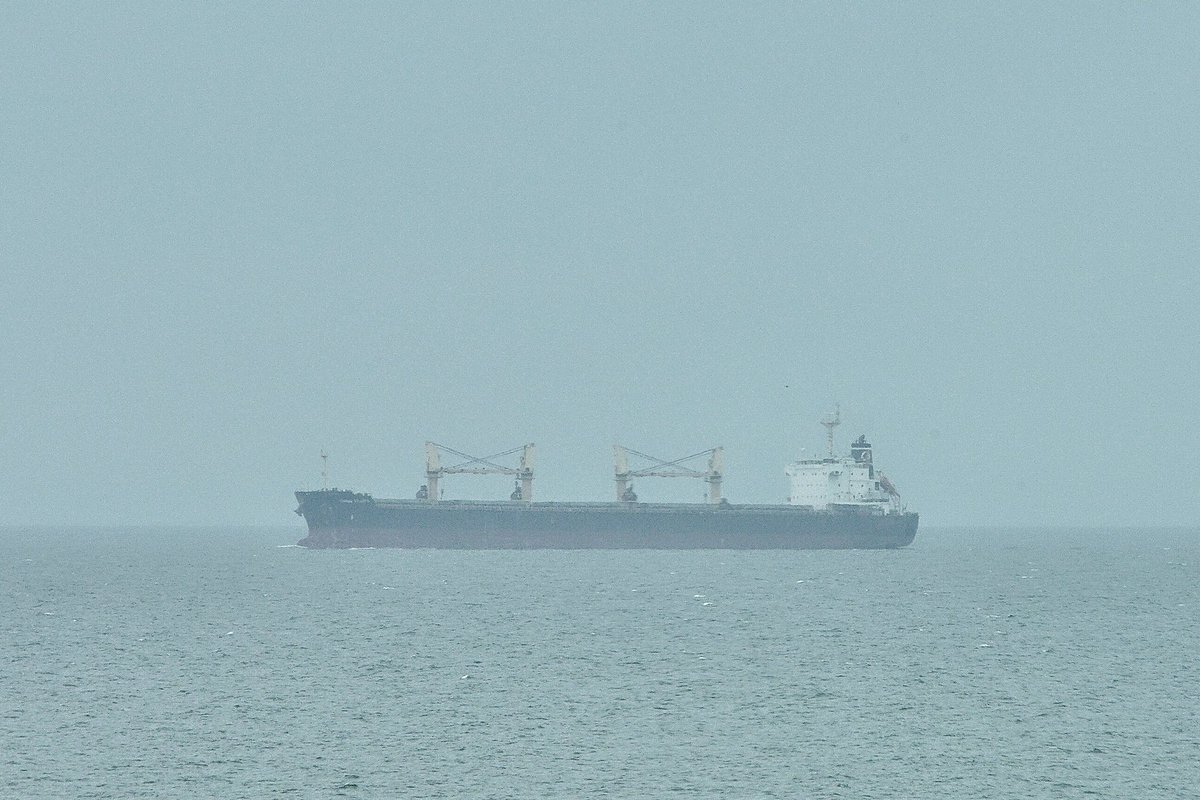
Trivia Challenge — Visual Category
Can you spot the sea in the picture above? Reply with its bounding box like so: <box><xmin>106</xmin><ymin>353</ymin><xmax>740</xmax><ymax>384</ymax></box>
<box><xmin>2</xmin><ymin>526</ymin><xmax>1197</xmax><ymax>799</ymax></box>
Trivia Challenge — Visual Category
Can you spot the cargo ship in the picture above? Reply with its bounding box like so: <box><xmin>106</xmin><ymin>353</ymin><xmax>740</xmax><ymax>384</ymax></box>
<box><xmin>294</xmin><ymin>412</ymin><xmax>918</xmax><ymax>549</ymax></box>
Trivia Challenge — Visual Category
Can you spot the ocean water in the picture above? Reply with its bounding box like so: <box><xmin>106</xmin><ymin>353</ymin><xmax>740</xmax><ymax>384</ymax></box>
<box><xmin>2</xmin><ymin>526</ymin><xmax>1197</xmax><ymax>799</ymax></box>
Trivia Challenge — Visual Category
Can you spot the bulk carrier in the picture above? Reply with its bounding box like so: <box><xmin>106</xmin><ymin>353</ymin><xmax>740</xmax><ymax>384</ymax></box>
<box><xmin>294</xmin><ymin>411</ymin><xmax>918</xmax><ymax>549</ymax></box>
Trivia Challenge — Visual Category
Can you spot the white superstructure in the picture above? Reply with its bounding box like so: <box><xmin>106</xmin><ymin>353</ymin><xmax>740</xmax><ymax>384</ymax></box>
<box><xmin>785</xmin><ymin>412</ymin><xmax>902</xmax><ymax>514</ymax></box>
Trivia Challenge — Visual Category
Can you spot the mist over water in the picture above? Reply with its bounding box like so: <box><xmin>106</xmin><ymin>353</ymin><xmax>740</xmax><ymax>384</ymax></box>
<box><xmin>5</xmin><ymin>4</ymin><xmax>1196</xmax><ymax>795</ymax></box>
<box><xmin>3</xmin><ymin>4</ymin><xmax>1199</xmax><ymax>528</ymax></box>
<box><xmin>3</xmin><ymin>526</ymin><xmax>1196</xmax><ymax>798</ymax></box>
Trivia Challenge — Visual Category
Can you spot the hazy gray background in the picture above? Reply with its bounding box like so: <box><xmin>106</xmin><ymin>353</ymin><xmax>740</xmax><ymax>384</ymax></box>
<box><xmin>2</xmin><ymin>3</ymin><xmax>1196</xmax><ymax>527</ymax></box>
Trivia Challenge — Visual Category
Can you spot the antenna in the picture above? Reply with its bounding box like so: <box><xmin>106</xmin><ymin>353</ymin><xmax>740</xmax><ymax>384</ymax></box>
<box><xmin>320</xmin><ymin>449</ymin><xmax>329</xmax><ymax>489</ymax></box>
<box><xmin>820</xmin><ymin>405</ymin><xmax>841</xmax><ymax>457</ymax></box>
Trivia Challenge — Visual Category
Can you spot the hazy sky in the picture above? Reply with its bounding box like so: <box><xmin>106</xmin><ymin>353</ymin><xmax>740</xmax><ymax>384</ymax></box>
<box><xmin>2</xmin><ymin>3</ymin><xmax>1197</xmax><ymax>527</ymax></box>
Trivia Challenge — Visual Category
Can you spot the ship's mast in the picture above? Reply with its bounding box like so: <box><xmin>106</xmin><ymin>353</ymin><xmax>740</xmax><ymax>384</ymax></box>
<box><xmin>820</xmin><ymin>405</ymin><xmax>841</xmax><ymax>458</ymax></box>
<box><xmin>320</xmin><ymin>449</ymin><xmax>328</xmax><ymax>489</ymax></box>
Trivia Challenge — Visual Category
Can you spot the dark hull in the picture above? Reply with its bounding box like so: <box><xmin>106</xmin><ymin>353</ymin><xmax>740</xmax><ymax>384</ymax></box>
<box><xmin>295</xmin><ymin>491</ymin><xmax>918</xmax><ymax>550</ymax></box>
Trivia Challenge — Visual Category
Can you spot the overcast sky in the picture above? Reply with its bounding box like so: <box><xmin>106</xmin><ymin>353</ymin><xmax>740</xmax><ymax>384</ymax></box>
<box><xmin>2</xmin><ymin>3</ymin><xmax>1197</xmax><ymax>527</ymax></box>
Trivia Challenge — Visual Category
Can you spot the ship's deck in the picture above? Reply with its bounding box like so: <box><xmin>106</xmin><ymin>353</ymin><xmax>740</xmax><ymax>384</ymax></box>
<box><xmin>369</xmin><ymin>499</ymin><xmax>893</xmax><ymax>516</ymax></box>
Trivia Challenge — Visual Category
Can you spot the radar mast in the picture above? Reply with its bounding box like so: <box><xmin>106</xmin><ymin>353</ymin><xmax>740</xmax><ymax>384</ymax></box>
<box><xmin>820</xmin><ymin>405</ymin><xmax>841</xmax><ymax>458</ymax></box>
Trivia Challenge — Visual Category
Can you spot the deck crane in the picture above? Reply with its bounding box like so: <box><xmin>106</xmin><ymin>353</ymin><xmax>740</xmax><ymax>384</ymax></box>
<box><xmin>423</xmin><ymin>442</ymin><xmax>535</xmax><ymax>503</ymax></box>
<box><xmin>613</xmin><ymin>445</ymin><xmax>724</xmax><ymax>504</ymax></box>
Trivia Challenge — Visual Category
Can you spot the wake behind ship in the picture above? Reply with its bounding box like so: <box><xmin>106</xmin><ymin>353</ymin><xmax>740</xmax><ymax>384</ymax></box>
<box><xmin>294</xmin><ymin>412</ymin><xmax>918</xmax><ymax>550</ymax></box>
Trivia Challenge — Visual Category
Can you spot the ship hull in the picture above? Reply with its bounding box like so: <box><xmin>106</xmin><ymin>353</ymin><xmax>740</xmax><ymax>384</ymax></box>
<box><xmin>295</xmin><ymin>491</ymin><xmax>918</xmax><ymax>550</ymax></box>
